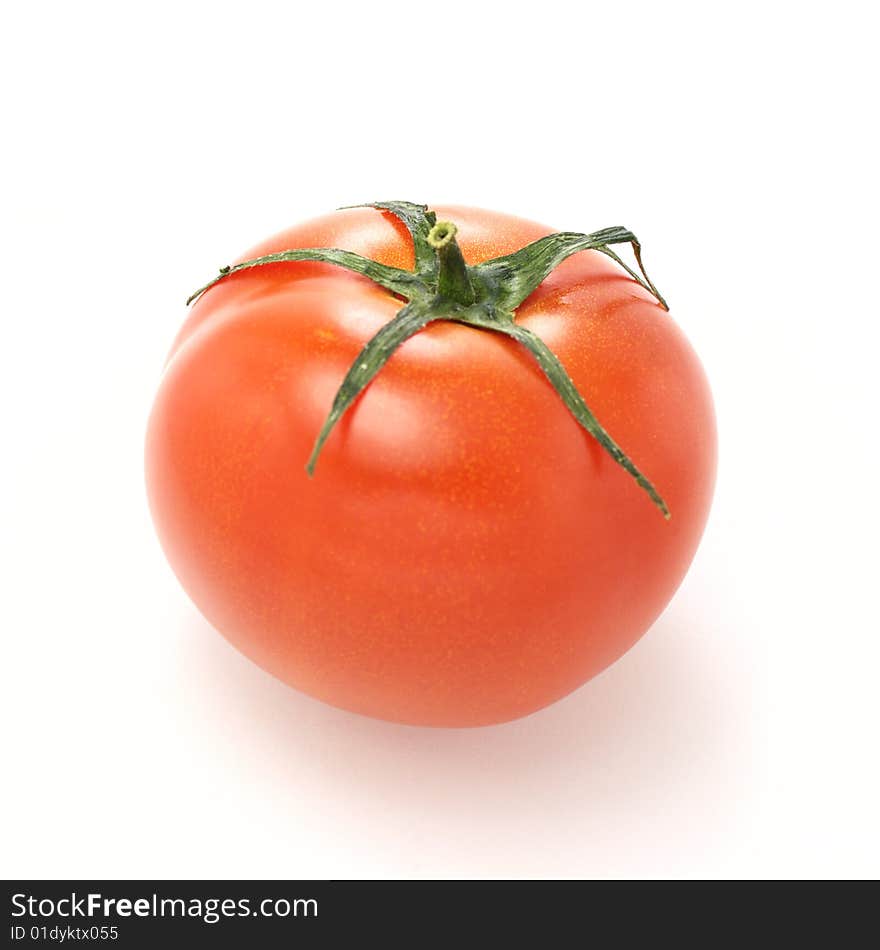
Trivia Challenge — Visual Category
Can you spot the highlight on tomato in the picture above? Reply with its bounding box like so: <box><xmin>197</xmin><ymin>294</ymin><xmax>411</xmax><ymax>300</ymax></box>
<box><xmin>145</xmin><ymin>201</ymin><xmax>716</xmax><ymax>726</ymax></box>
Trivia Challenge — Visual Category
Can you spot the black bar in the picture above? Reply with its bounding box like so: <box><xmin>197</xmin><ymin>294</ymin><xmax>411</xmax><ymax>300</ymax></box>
<box><xmin>4</xmin><ymin>879</ymin><xmax>869</xmax><ymax>947</ymax></box>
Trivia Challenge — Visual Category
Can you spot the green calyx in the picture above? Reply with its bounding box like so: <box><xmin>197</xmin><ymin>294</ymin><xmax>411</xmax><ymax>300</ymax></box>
<box><xmin>187</xmin><ymin>200</ymin><xmax>671</xmax><ymax>518</ymax></box>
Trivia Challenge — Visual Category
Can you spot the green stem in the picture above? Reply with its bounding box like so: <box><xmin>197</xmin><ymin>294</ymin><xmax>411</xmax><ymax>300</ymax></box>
<box><xmin>462</xmin><ymin>314</ymin><xmax>670</xmax><ymax>519</ymax></box>
<box><xmin>186</xmin><ymin>247</ymin><xmax>422</xmax><ymax>306</ymax></box>
<box><xmin>186</xmin><ymin>201</ymin><xmax>673</xmax><ymax>518</ymax></box>
<box><xmin>306</xmin><ymin>301</ymin><xmax>438</xmax><ymax>475</ymax></box>
<box><xmin>427</xmin><ymin>221</ymin><xmax>475</xmax><ymax>306</ymax></box>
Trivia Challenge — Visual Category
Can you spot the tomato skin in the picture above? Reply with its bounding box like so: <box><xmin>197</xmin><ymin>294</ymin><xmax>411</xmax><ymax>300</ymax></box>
<box><xmin>146</xmin><ymin>206</ymin><xmax>716</xmax><ymax>726</ymax></box>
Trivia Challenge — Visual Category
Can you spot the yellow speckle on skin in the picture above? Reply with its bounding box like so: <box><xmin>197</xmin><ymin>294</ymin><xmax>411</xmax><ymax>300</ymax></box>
<box><xmin>315</xmin><ymin>328</ymin><xmax>336</xmax><ymax>342</ymax></box>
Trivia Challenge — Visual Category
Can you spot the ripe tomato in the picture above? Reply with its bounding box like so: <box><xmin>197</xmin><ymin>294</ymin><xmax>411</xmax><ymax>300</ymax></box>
<box><xmin>146</xmin><ymin>203</ymin><xmax>715</xmax><ymax>726</ymax></box>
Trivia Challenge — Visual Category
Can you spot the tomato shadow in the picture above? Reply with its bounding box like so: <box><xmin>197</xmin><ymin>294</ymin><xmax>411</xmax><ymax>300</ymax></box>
<box><xmin>178</xmin><ymin>598</ymin><xmax>751</xmax><ymax>876</ymax></box>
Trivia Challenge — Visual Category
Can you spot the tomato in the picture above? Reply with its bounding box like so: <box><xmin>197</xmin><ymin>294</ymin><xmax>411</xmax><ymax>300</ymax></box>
<box><xmin>145</xmin><ymin>203</ymin><xmax>716</xmax><ymax>727</ymax></box>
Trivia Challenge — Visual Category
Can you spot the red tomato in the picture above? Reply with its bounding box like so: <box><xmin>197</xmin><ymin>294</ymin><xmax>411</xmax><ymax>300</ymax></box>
<box><xmin>146</xmin><ymin>204</ymin><xmax>716</xmax><ymax>726</ymax></box>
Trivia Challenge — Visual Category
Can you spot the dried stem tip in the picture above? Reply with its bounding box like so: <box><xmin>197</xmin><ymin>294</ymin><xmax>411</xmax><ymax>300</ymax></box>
<box><xmin>427</xmin><ymin>221</ymin><xmax>458</xmax><ymax>248</ymax></box>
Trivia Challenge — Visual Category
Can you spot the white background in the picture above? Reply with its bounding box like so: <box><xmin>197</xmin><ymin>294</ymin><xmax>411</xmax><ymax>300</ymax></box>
<box><xmin>2</xmin><ymin>1</ymin><xmax>878</xmax><ymax>879</ymax></box>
